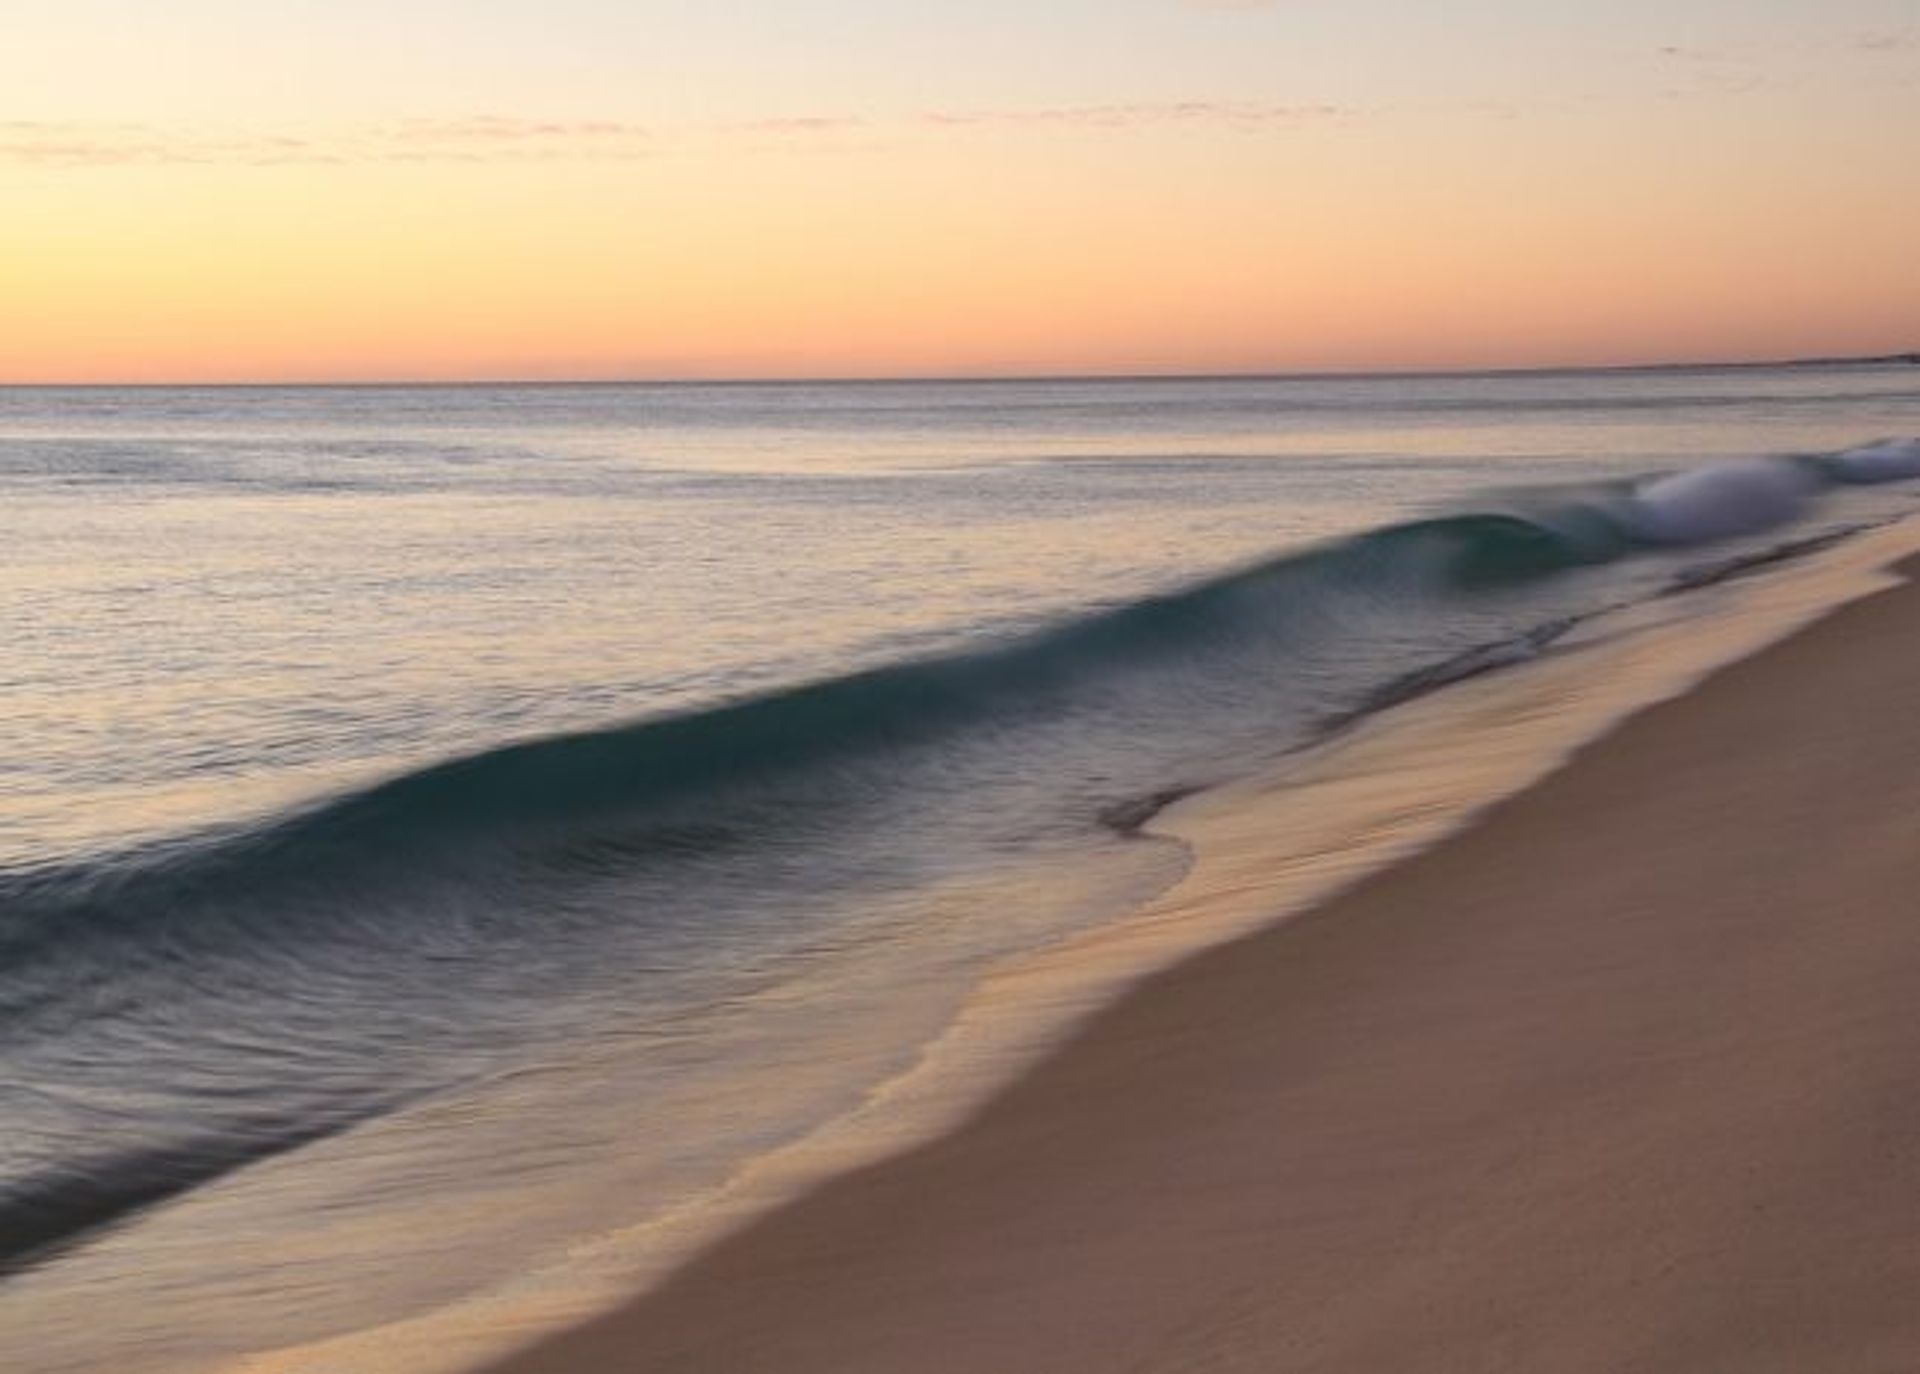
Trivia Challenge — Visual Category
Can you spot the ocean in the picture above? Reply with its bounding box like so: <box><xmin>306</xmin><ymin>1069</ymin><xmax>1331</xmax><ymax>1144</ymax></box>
<box><xmin>3</xmin><ymin>366</ymin><xmax>1919</xmax><ymax>1372</ymax></box>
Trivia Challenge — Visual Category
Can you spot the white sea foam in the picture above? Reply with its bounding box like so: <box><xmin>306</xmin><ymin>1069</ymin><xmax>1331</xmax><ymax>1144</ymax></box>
<box><xmin>1622</xmin><ymin>458</ymin><xmax>1816</xmax><ymax>544</ymax></box>
<box><xmin>1830</xmin><ymin>437</ymin><xmax>1920</xmax><ymax>483</ymax></box>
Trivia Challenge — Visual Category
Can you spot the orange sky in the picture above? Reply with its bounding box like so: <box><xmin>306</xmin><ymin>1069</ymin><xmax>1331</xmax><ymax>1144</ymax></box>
<box><xmin>4</xmin><ymin>1</ymin><xmax>1916</xmax><ymax>382</ymax></box>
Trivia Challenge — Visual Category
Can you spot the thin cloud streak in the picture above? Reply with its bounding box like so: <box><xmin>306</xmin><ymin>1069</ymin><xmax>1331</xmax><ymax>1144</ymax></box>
<box><xmin>920</xmin><ymin>100</ymin><xmax>1349</xmax><ymax>130</ymax></box>
<box><xmin>0</xmin><ymin>118</ymin><xmax>656</xmax><ymax>168</ymax></box>
<box><xmin>1647</xmin><ymin>29</ymin><xmax>1917</xmax><ymax>100</ymax></box>
<box><xmin>716</xmin><ymin>115</ymin><xmax>868</xmax><ymax>134</ymax></box>
<box><xmin>0</xmin><ymin>103</ymin><xmax>1352</xmax><ymax>169</ymax></box>
<box><xmin>1850</xmin><ymin>29</ymin><xmax>1916</xmax><ymax>52</ymax></box>
<box><xmin>385</xmin><ymin>116</ymin><xmax>652</xmax><ymax>142</ymax></box>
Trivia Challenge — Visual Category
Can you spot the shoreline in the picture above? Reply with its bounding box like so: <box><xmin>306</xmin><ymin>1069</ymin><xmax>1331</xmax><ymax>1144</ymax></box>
<box><xmin>472</xmin><ymin>541</ymin><xmax>1920</xmax><ymax>1366</ymax></box>
<box><xmin>204</xmin><ymin>519</ymin><xmax>1920</xmax><ymax>1374</ymax></box>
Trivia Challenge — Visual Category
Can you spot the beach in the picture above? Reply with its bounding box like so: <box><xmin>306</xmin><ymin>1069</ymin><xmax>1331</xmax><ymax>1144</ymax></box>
<box><xmin>483</xmin><ymin>554</ymin><xmax>1920</xmax><ymax>1374</ymax></box>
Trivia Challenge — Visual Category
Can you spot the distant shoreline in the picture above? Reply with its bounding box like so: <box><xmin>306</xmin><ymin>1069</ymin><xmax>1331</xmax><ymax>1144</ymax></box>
<box><xmin>3</xmin><ymin>352</ymin><xmax>1915</xmax><ymax>392</ymax></box>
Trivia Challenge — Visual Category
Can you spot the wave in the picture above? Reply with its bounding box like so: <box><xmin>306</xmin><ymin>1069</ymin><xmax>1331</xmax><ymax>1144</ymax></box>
<box><xmin>1822</xmin><ymin>437</ymin><xmax>1920</xmax><ymax>484</ymax></box>
<box><xmin>1</xmin><ymin>440</ymin><xmax>1913</xmax><ymax>1273</ymax></box>
<box><xmin>1</xmin><ymin>503</ymin><xmax>1626</xmax><ymax>928</ymax></box>
<box><xmin>5</xmin><ymin>444</ymin><xmax>1912</xmax><ymax>991</ymax></box>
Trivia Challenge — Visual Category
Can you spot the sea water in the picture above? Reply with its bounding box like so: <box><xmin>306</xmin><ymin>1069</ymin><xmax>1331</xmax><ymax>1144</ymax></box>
<box><xmin>2</xmin><ymin>366</ymin><xmax>1918</xmax><ymax>1372</ymax></box>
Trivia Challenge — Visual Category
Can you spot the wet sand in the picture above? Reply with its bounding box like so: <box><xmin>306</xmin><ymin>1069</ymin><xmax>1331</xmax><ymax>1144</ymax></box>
<box><xmin>483</xmin><ymin>557</ymin><xmax>1920</xmax><ymax>1374</ymax></box>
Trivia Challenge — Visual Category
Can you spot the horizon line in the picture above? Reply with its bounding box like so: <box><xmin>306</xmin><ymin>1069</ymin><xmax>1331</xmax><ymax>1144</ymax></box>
<box><xmin>3</xmin><ymin>351</ymin><xmax>1915</xmax><ymax>391</ymax></box>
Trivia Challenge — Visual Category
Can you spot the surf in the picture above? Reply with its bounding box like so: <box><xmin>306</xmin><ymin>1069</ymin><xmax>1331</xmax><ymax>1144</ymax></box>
<box><xmin>1</xmin><ymin>440</ymin><xmax>1915</xmax><ymax>1278</ymax></box>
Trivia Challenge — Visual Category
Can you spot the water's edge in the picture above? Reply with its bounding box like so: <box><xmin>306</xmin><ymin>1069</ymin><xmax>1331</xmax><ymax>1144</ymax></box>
<box><xmin>220</xmin><ymin>514</ymin><xmax>1920</xmax><ymax>1374</ymax></box>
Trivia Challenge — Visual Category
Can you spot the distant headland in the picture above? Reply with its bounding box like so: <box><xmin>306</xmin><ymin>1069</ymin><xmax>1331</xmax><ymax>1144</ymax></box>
<box><xmin>1776</xmin><ymin>351</ymin><xmax>1920</xmax><ymax>368</ymax></box>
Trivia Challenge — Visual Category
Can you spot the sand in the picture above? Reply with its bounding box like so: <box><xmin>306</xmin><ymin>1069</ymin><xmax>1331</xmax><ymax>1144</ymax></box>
<box><xmin>482</xmin><ymin>559</ymin><xmax>1920</xmax><ymax>1374</ymax></box>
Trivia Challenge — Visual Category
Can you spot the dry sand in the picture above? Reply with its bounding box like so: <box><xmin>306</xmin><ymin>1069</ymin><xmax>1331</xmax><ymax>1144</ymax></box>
<box><xmin>483</xmin><ymin>560</ymin><xmax>1920</xmax><ymax>1374</ymax></box>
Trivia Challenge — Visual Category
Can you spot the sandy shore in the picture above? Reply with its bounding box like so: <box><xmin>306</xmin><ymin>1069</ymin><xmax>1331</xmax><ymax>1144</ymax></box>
<box><xmin>483</xmin><ymin>556</ymin><xmax>1920</xmax><ymax>1374</ymax></box>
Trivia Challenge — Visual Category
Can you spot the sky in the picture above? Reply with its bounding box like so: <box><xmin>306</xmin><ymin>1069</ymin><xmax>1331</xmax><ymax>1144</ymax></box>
<box><xmin>2</xmin><ymin>0</ymin><xmax>1916</xmax><ymax>382</ymax></box>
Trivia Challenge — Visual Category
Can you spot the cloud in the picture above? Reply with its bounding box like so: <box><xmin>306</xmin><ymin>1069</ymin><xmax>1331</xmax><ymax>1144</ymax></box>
<box><xmin>1850</xmin><ymin>30</ymin><xmax>1916</xmax><ymax>52</ymax></box>
<box><xmin>921</xmin><ymin>100</ymin><xmax>1348</xmax><ymax>131</ymax></box>
<box><xmin>385</xmin><ymin>116</ymin><xmax>651</xmax><ymax>143</ymax></box>
<box><xmin>1648</xmin><ymin>43</ymin><xmax>1777</xmax><ymax>98</ymax></box>
<box><xmin>0</xmin><ymin>101</ymin><xmax>1348</xmax><ymax>171</ymax></box>
<box><xmin>0</xmin><ymin>125</ymin><xmax>347</xmax><ymax>168</ymax></box>
<box><xmin>1647</xmin><ymin>29</ymin><xmax>1917</xmax><ymax>100</ymax></box>
<box><xmin>717</xmin><ymin>115</ymin><xmax>868</xmax><ymax>135</ymax></box>
<box><xmin>0</xmin><ymin>117</ymin><xmax>655</xmax><ymax>168</ymax></box>
<box><xmin>1656</xmin><ymin>45</ymin><xmax>1733</xmax><ymax>62</ymax></box>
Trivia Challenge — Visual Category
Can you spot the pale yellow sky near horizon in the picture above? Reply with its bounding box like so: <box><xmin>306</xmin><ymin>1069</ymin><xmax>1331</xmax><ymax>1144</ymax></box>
<box><xmin>3</xmin><ymin>0</ymin><xmax>1916</xmax><ymax>382</ymax></box>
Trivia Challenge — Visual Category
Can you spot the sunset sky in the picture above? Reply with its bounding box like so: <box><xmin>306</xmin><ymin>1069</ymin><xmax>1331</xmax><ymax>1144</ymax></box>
<box><xmin>4</xmin><ymin>0</ymin><xmax>1916</xmax><ymax>382</ymax></box>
